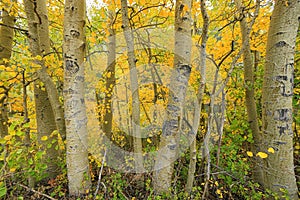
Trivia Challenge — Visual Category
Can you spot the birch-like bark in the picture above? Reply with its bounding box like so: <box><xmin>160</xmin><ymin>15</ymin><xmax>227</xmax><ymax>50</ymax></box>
<box><xmin>0</xmin><ymin>3</ymin><xmax>15</xmax><ymax>137</ymax></box>
<box><xmin>24</xmin><ymin>0</ymin><xmax>60</xmax><ymax>180</ymax></box>
<box><xmin>153</xmin><ymin>0</ymin><xmax>192</xmax><ymax>194</ymax></box>
<box><xmin>63</xmin><ymin>0</ymin><xmax>91</xmax><ymax>196</ymax></box>
<box><xmin>185</xmin><ymin>0</ymin><xmax>209</xmax><ymax>194</ymax></box>
<box><xmin>121</xmin><ymin>0</ymin><xmax>144</xmax><ymax>172</ymax></box>
<box><xmin>261</xmin><ymin>0</ymin><xmax>299</xmax><ymax>198</ymax></box>
<box><xmin>234</xmin><ymin>0</ymin><xmax>262</xmax><ymax>182</ymax></box>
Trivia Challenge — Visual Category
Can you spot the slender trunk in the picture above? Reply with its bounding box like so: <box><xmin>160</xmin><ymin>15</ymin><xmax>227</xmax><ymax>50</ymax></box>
<box><xmin>24</xmin><ymin>0</ymin><xmax>66</xmax><ymax>140</ymax></box>
<box><xmin>261</xmin><ymin>0</ymin><xmax>299</xmax><ymax>198</ymax></box>
<box><xmin>36</xmin><ymin>0</ymin><xmax>66</xmax><ymax>140</ymax></box>
<box><xmin>24</xmin><ymin>0</ymin><xmax>60</xmax><ymax>180</ymax></box>
<box><xmin>103</xmin><ymin>12</ymin><xmax>116</xmax><ymax>142</ymax></box>
<box><xmin>35</xmin><ymin>0</ymin><xmax>62</xmax><ymax>178</ymax></box>
<box><xmin>63</xmin><ymin>0</ymin><xmax>91</xmax><ymax>196</ymax></box>
<box><xmin>103</xmin><ymin>12</ymin><xmax>116</xmax><ymax>167</ymax></box>
<box><xmin>23</xmin><ymin>0</ymin><xmax>44</xmax><ymax>187</ymax></box>
<box><xmin>21</xmin><ymin>71</ymin><xmax>34</xmax><ymax>187</ymax></box>
<box><xmin>186</xmin><ymin>0</ymin><xmax>209</xmax><ymax>194</ymax></box>
<box><xmin>24</xmin><ymin>0</ymin><xmax>66</xmax><ymax>141</ymax></box>
<box><xmin>234</xmin><ymin>0</ymin><xmax>262</xmax><ymax>182</ymax></box>
<box><xmin>0</xmin><ymin>2</ymin><xmax>15</xmax><ymax>137</ymax></box>
<box><xmin>153</xmin><ymin>0</ymin><xmax>192</xmax><ymax>194</ymax></box>
<box><xmin>121</xmin><ymin>0</ymin><xmax>144</xmax><ymax>172</ymax></box>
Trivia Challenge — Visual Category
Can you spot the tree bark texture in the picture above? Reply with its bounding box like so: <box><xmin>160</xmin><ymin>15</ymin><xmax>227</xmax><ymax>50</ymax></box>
<box><xmin>0</xmin><ymin>3</ymin><xmax>15</xmax><ymax>137</ymax></box>
<box><xmin>24</xmin><ymin>0</ymin><xmax>66</xmax><ymax>140</ymax></box>
<box><xmin>35</xmin><ymin>0</ymin><xmax>66</xmax><ymax>142</ymax></box>
<box><xmin>261</xmin><ymin>0</ymin><xmax>299</xmax><ymax>198</ymax></box>
<box><xmin>24</xmin><ymin>0</ymin><xmax>60</xmax><ymax>180</ymax></box>
<box><xmin>153</xmin><ymin>0</ymin><xmax>192</xmax><ymax>194</ymax></box>
<box><xmin>63</xmin><ymin>0</ymin><xmax>91</xmax><ymax>196</ymax></box>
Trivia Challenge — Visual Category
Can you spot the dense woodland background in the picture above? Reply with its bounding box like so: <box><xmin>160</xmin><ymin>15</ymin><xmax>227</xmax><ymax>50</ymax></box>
<box><xmin>0</xmin><ymin>0</ymin><xmax>299</xmax><ymax>199</ymax></box>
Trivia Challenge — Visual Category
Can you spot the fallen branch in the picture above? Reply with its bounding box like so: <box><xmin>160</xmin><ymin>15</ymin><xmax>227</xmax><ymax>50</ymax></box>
<box><xmin>18</xmin><ymin>183</ymin><xmax>57</xmax><ymax>200</ymax></box>
<box><xmin>93</xmin><ymin>149</ymin><xmax>107</xmax><ymax>199</ymax></box>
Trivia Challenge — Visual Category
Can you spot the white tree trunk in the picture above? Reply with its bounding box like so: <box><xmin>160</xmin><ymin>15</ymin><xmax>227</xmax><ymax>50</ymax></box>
<box><xmin>63</xmin><ymin>0</ymin><xmax>91</xmax><ymax>196</ymax></box>
<box><xmin>153</xmin><ymin>0</ymin><xmax>192</xmax><ymax>194</ymax></box>
<box><xmin>261</xmin><ymin>0</ymin><xmax>299</xmax><ymax>198</ymax></box>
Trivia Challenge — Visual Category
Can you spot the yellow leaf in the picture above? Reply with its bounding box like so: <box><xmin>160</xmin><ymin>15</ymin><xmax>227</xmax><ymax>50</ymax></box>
<box><xmin>256</xmin><ymin>152</ymin><xmax>268</xmax><ymax>159</ymax></box>
<box><xmin>246</xmin><ymin>151</ymin><xmax>253</xmax><ymax>157</ymax></box>
<box><xmin>91</xmin><ymin>32</ymin><xmax>97</xmax><ymax>37</ymax></box>
<box><xmin>285</xmin><ymin>0</ymin><xmax>289</xmax><ymax>7</ymax></box>
<box><xmin>36</xmin><ymin>55</ymin><xmax>43</xmax><ymax>60</ymax></box>
<box><xmin>147</xmin><ymin>138</ymin><xmax>152</xmax><ymax>144</ymax></box>
<box><xmin>4</xmin><ymin>135</ymin><xmax>12</xmax><ymax>141</ymax></box>
<box><xmin>89</xmin><ymin>37</ymin><xmax>96</xmax><ymax>43</ymax></box>
<box><xmin>268</xmin><ymin>147</ymin><xmax>275</xmax><ymax>153</ymax></box>
<box><xmin>10</xmin><ymin>168</ymin><xmax>16</xmax><ymax>172</ymax></box>
<box><xmin>215</xmin><ymin>181</ymin><xmax>219</xmax><ymax>187</ymax></box>
<box><xmin>216</xmin><ymin>189</ymin><xmax>221</xmax><ymax>195</ymax></box>
<box><xmin>0</xmin><ymin>65</ymin><xmax>6</xmax><ymax>70</ymax></box>
<box><xmin>106</xmin><ymin>72</ymin><xmax>111</xmax><ymax>78</ymax></box>
<box><xmin>41</xmin><ymin>136</ymin><xmax>48</xmax><ymax>141</ymax></box>
<box><xmin>3</xmin><ymin>58</ymin><xmax>9</xmax><ymax>63</ymax></box>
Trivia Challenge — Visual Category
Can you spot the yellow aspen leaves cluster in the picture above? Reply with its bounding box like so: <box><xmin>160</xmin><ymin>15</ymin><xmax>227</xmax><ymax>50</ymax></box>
<box><xmin>247</xmin><ymin>147</ymin><xmax>275</xmax><ymax>159</ymax></box>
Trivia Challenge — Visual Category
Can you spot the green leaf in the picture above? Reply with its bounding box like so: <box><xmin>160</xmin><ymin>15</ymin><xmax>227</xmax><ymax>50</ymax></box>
<box><xmin>16</xmin><ymin>131</ymin><xmax>24</xmax><ymax>137</ymax></box>
<box><xmin>35</xmin><ymin>151</ymin><xmax>43</xmax><ymax>159</ymax></box>
<box><xmin>0</xmin><ymin>182</ymin><xmax>7</xmax><ymax>198</ymax></box>
<box><xmin>0</xmin><ymin>138</ymin><xmax>6</xmax><ymax>144</ymax></box>
<box><xmin>28</xmin><ymin>158</ymin><xmax>33</xmax><ymax>165</ymax></box>
<box><xmin>16</xmin><ymin>149</ymin><xmax>23</xmax><ymax>154</ymax></box>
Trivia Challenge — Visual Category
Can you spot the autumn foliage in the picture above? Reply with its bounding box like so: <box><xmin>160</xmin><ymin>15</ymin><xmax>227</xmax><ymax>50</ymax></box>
<box><xmin>0</xmin><ymin>0</ymin><xmax>299</xmax><ymax>199</ymax></box>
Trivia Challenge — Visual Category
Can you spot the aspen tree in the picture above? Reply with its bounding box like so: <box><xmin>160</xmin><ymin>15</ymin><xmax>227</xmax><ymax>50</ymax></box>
<box><xmin>261</xmin><ymin>0</ymin><xmax>299</xmax><ymax>198</ymax></box>
<box><xmin>0</xmin><ymin>1</ymin><xmax>15</xmax><ymax>137</ymax></box>
<box><xmin>24</xmin><ymin>0</ymin><xmax>61</xmax><ymax>182</ymax></box>
<box><xmin>234</xmin><ymin>0</ymin><xmax>262</xmax><ymax>182</ymax></box>
<box><xmin>63</xmin><ymin>0</ymin><xmax>91</xmax><ymax>196</ymax></box>
<box><xmin>186</xmin><ymin>0</ymin><xmax>209</xmax><ymax>193</ymax></box>
<box><xmin>153</xmin><ymin>0</ymin><xmax>192</xmax><ymax>194</ymax></box>
<box><xmin>121</xmin><ymin>0</ymin><xmax>144</xmax><ymax>172</ymax></box>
